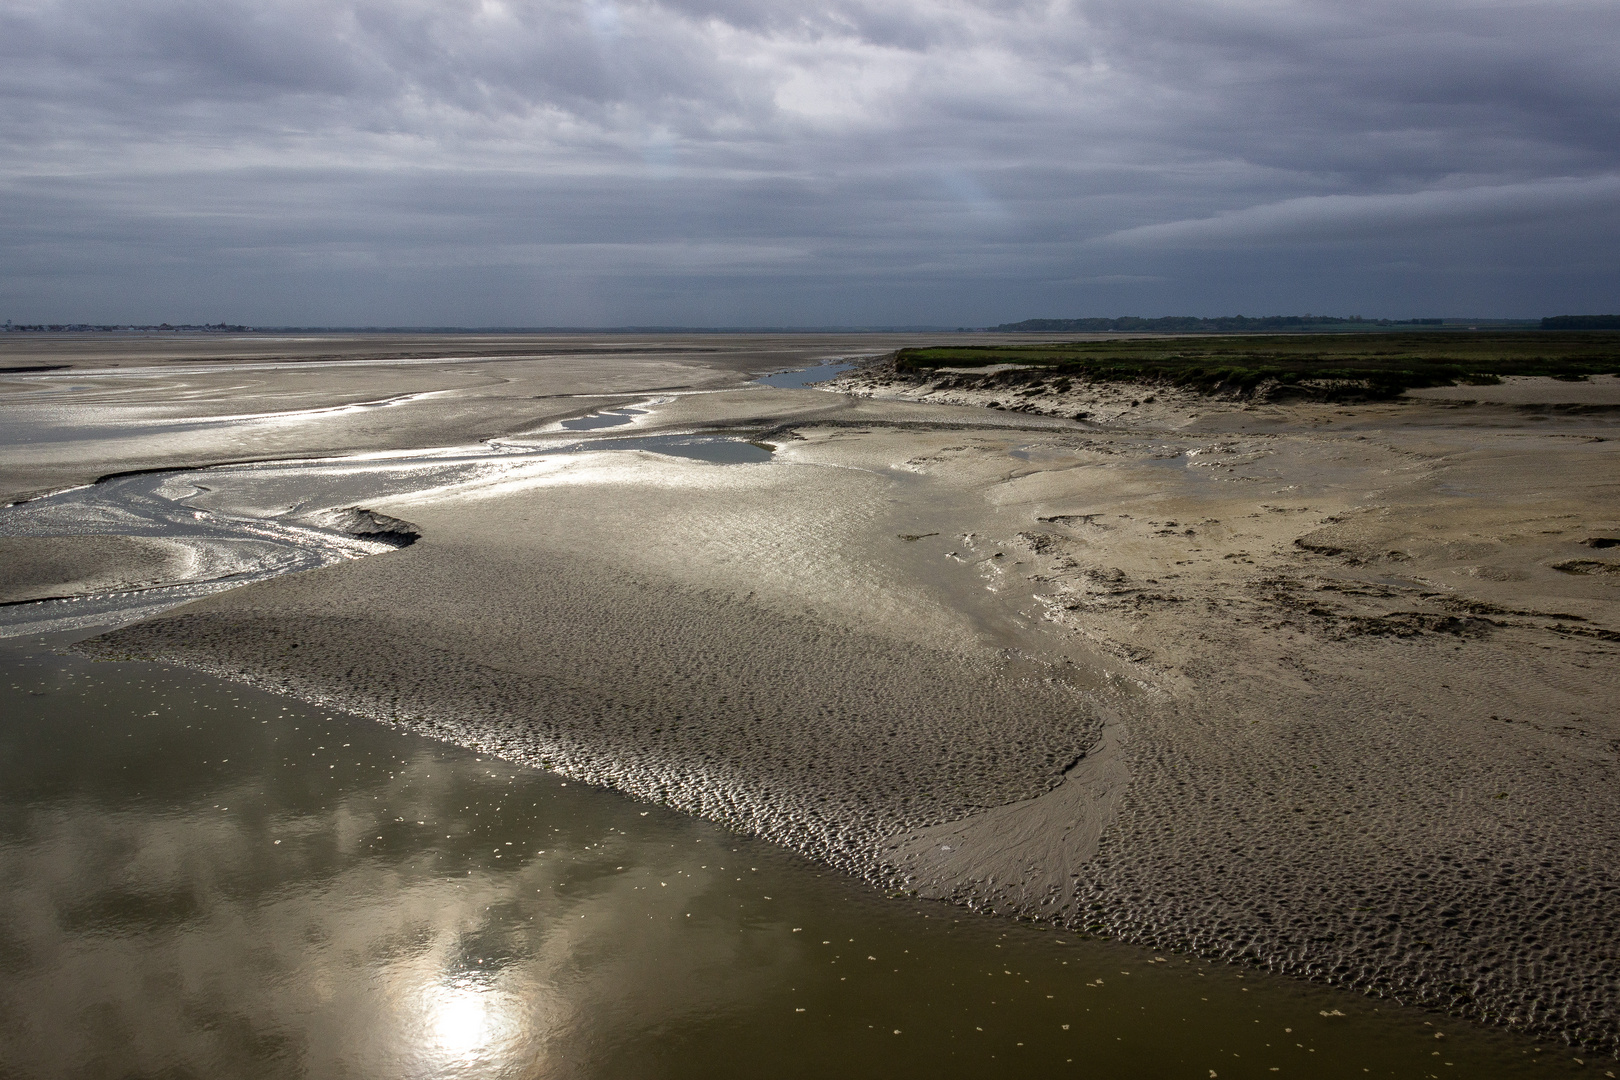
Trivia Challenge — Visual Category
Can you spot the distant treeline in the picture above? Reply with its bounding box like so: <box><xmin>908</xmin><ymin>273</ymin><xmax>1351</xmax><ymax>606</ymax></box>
<box><xmin>992</xmin><ymin>316</ymin><xmax>1443</xmax><ymax>332</ymax></box>
<box><xmin>2</xmin><ymin>323</ymin><xmax>251</xmax><ymax>333</ymax></box>
<box><xmin>1541</xmin><ymin>315</ymin><xmax>1620</xmax><ymax>330</ymax></box>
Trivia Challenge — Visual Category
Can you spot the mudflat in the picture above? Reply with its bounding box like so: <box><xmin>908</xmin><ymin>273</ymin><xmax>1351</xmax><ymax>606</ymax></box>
<box><xmin>0</xmin><ymin>331</ymin><xmax>925</xmax><ymax>503</ymax></box>
<box><xmin>15</xmin><ymin>334</ymin><xmax>1616</xmax><ymax>1054</ymax></box>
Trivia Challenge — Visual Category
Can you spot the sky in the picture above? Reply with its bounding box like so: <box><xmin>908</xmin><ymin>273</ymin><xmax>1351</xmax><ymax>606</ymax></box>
<box><xmin>1</xmin><ymin>0</ymin><xmax>1617</xmax><ymax>326</ymax></box>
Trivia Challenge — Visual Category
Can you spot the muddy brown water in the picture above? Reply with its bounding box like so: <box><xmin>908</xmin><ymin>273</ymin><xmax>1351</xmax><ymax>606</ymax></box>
<box><xmin>0</xmin><ymin>636</ymin><xmax>1604</xmax><ymax>1079</ymax></box>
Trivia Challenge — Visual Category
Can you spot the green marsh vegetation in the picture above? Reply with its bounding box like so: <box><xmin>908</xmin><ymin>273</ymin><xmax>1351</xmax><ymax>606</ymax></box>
<box><xmin>894</xmin><ymin>332</ymin><xmax>1620</xmax><ymax>399</ymax></box>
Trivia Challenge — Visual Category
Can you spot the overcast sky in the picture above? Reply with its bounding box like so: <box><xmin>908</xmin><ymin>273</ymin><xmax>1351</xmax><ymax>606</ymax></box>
<box><xmin>2</xmin><ymin>0</ymin><xmax>1616</xmax><ymax>325</ymax></box>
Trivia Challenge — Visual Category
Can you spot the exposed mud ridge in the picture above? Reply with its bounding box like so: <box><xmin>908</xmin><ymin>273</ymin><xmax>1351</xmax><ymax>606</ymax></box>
<box><xmin>300</xmin><ymin>506</ymin><xmax>421</xmax><ymax>548</ymax></box>
<box><xmin>78</xmin><ymin>545</ymin><xmax>1105</xmax><ymax>882</ymax></box>
<box><xmin>827</xmin><ymin>357</ymin><xmax>1250</xmax><ymax>428</ymax></box>
<box><xmin>1553</xmin><ymin>559</ymin><xmax>1620</xmax><ymax>576</ymax></box>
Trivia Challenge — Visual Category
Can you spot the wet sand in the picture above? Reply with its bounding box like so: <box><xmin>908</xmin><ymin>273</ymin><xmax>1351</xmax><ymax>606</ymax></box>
<box><xmin>0</xmin><ymin>535</ymin><xmax>200</xmax><ymax>603</ymax></box>
<box><xmin>9</xmin><ymin>335</ymin><xmax>1617</xmax><ymax>1056</ymax></box>
<box><xmin>0</xmin><ymin>331</ymin><xmax>926</xmax><ymax>503</ymax></box>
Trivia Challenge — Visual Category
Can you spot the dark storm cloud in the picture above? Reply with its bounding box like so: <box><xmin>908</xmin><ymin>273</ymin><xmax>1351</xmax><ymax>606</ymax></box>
<box><xmin>1</xmin><ymin>0</ymin><xmax>1616</xmax><ymax>323</ymax></box>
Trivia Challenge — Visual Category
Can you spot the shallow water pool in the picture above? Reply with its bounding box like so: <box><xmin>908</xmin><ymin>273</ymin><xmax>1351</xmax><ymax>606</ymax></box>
<box><xmin>754</xmin><ymin>361</ymin><xmax>855</xmax><ymax>388</ymax></box>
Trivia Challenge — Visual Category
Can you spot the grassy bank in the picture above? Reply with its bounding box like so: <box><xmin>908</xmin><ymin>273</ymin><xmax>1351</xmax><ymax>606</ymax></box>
<box><xmin>894</xmin><ymin>332</ymin><xmax>1620</xmax><ymax>398</ymax></box>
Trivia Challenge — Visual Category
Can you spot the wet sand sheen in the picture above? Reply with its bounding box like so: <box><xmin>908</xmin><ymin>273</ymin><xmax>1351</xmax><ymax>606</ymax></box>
<box><xmin>0</xmin><ymin>426</ymin><xmax>777</xmax><ymax>637</ymax></box>
<box><xmin>0</xmin><ymin>636</ymin><xmax>1588</xmax><ymax>1079</ymax></box>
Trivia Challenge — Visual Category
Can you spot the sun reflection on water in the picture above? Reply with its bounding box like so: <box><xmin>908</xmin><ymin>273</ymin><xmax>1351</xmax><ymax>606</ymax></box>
<box><xmin>418</xmin><ymin>976</ymin><xmax>528</xmax><ymax>1070</ymax></box>
<box><xmin>429</xmin><ymin>985</ymin><xmax>492</xmax><ymax>1057</ymax></box>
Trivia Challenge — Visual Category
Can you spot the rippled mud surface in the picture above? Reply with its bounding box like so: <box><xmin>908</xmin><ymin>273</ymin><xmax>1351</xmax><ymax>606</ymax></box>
<box><xmin>0</xmin><ymin>636</ymin><xmax>1598</xmax><ymax>1080</ymax></box>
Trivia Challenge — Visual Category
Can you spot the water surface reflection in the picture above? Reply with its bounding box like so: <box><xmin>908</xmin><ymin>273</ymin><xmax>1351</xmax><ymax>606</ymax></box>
<box><xmin>753</xmin><ymin>361</ymin><xmax>855</xmax><ymax>388</ymax></box>
<box><xmin>0</xmin><ymin>638</ymin><xmax>1595</xmax><ymax>1079</ymax></box>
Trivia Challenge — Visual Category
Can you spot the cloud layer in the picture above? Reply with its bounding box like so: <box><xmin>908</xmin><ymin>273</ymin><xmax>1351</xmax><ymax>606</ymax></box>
<box><xmin>2</xmin><ymin>0</ymin><xmax>1616</xmax><ymax>323</ymax></box>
